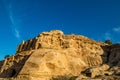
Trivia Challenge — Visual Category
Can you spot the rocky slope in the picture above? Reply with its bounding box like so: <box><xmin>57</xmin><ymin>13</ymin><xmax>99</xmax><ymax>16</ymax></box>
<box><xmin>0</xmin><ymin>30</ymin><xmax>120</xmax><ymax>80</ymax></box>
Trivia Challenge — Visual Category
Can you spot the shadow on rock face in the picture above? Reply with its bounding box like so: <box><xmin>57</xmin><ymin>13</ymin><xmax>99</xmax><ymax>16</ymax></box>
<box><xmin>101</xmin><ymin>44</ymin><xmax>120</xmax><ymax>67</ymax></box>
<box><xmin>0</xmin><ymin>53</ymin><xmax>32</xmax><ymax>78</ymax></box>
<box><xmin>10</xmin><ymin>69</ymin><xmax>16</xmax><ymax>77</ymax></box>
<box><xmin>77</xmin><ymin>44</ymin><xmax>120</xmax><ymax>80</ymax></box>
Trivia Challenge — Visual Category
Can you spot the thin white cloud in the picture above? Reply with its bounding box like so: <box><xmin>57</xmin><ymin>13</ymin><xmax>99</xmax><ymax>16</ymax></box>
<box><xmin>9</xmin><ymin>8</ymin><xmax>21</xmax><ymax>39</ymax></box>
<box><xmin>3</xmin><ymin>0</ymin><xmax>21</xmax><ymax>40</ymax></box>
<box><xmin>9</xmin><ymin>14</ymin><xmax>21</xmax><ymax>39</ymax></box>
<box><xmin>9</xmin><ymin>6</ymin><xmax>21</xmax><ymax>39</ymax></box>
<box><xmin>113</xmin><ymin>27</ymin><xmax>120</xmax><ymax>32</ymax></box>
<box><xmin>15</xmin><ymin>28</ymin><xmax>20</xmax><ymax>39</ymax></box>
<box><xmin>102</xmin><ymin>27</ymin><xmax>120</xmax><ymax>43</ymax></box>
<box><xmin>9</xmin><ymin>15</ymin><xmax>15</xmax><ymax>25</ymax></box>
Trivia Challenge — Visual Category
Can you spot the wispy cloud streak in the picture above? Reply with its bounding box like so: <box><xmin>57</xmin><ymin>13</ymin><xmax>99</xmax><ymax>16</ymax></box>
<box><xmin>2</xmin><ymin>0</ymin><xmax>21</xmax><ymax>40</ymax></box>
<box><xmin>103</xmin><ymin>27</ymin><xmax>120</xmax><ymax>43</ymax></box>
<box><xmin>15</xmin><ymin>28</ymin><xmax>20</xmax><ymax>38</ymax></box>
<box><xmin>113</xmin><ymin>27</ymin><xmax>120</xmax><ymax>33</ymax></box>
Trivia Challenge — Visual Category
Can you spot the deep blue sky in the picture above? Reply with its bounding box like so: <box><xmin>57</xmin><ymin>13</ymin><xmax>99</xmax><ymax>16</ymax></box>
<box><xmin>0</xmin><ymin>0</ymin><xmax>120</xmax><ymax>60</ymax></box>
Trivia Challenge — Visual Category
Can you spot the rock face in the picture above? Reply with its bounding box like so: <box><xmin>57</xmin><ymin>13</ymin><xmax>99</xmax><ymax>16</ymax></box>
<box><xmin>0</xmin><ymin>30</ymin><xmax>120</xmax><ymax>80</ymax></box>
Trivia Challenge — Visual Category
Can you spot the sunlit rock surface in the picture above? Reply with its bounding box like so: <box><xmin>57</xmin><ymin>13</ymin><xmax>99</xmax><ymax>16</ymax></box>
<box><xmin>0</xmin><ymin>30</ymin><xmax>120</xmax><ymax>80</ymax></box>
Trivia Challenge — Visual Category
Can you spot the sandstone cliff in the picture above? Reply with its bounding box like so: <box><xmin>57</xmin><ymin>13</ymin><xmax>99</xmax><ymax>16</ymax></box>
<box><xmin>0</xmin><ymin>30</ymin><xmax>120</xmax><ymax>80</ymax></box>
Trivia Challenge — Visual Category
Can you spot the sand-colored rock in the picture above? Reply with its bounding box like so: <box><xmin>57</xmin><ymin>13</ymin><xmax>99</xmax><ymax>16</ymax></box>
<box><xmin>80</xmin><ymin>64</ymin><xmax>110</xmax><ymax>78</ymax></box>
<box><xmin>0</xmin><ymin>30</ymin><xmax>120</xmax><ymax>80</ymax></box>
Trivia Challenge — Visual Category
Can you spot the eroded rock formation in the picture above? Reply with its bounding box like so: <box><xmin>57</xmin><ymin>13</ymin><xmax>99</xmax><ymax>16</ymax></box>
<box><xmin>0</xmin><ymin>30</ymin><xmax>120</xmax><ymax>80</ymax></box>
